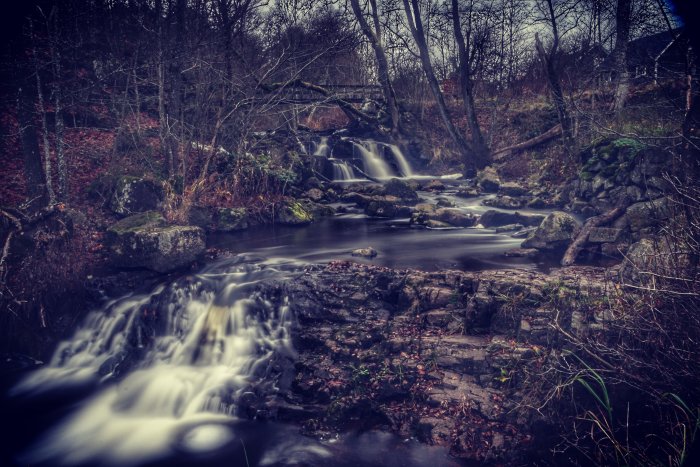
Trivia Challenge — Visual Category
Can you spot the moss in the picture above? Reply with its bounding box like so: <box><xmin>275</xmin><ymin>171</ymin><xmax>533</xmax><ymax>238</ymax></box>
<box><xmin>288</xmin><ymin>201</ymin><xmax>312</xmax><ymax>222</ymax></box>
<box><xmin>580</xmin><ymin>171</ymin><xmax>594</xmax><ymax>181</ymax></box>
<box><xmin>107</xmin><ymin>211</ymin><xmax>165</xmax><ymax>234</ymax></box>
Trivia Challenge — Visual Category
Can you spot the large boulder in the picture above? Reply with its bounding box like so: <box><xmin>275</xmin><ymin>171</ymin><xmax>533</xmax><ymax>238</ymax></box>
<box><xmin>521</xmin><ymin>211</ymin><xmax>580</xmax><ymax>251</ymax></box>
<box><xmin>614</xmin><ymin>197</ymin><xmax>673</xmax><ymax>234</ymax></box>
<box><xmin>109</xmin><ymin>176</ymin><xmax>164</xmax><ymax>216</ymax></box>
<box><xmin>619</xmin><ymin>237</ymin><xmax>689</xmax><ymax>284</ymax></box>
<box><xmin>106</xmin><ymin>211</ymin><xmax>205</xmax><ymax>272</ymax></box>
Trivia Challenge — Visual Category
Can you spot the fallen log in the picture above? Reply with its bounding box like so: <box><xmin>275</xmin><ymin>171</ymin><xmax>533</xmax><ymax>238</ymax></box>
<box><xmin>492</xmin><ymin>124</ymin><xmax>562</xmax><ymax>158</ymax></box>
<box><xmin>561</xmin><ymin>206</ymin><xmax>626</xmax><ymax>266</ymax></box>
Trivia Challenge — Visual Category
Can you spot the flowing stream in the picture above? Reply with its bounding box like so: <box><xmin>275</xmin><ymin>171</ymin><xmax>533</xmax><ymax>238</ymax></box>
<box><xmin>1</xmin><ymin>155</ymin><xmax>552</xmax><ymax>466</ymax></box>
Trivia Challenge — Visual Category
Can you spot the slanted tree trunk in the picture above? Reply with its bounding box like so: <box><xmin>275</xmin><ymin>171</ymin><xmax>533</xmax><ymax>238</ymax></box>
<box><xmin>611</xmin><ymin>0</ymin><xmax>632</xmax><ymax>112</ymax></box>
<box><xmin>350</xmin><ymin>0</ymin><xmax>401</xmax><ymax>135</ymax></box>
<box><xmin>536</xmin><ymin>0</ymin><xmax>573</xmax><ymax>141</ymax></box>
<box><xmin>561</xmin><ymin>206</ymin><xmax>625</xmax><ymax>266</ymax></box>
<box><xmin>451</xmin><ymin>0</ymin><xmax>489</xmax><ymax>169</ymax></box>
<box><xmin>402</xmin><ymin>0</ymin><xmax>475</xmax><ymax>171</ymax></box>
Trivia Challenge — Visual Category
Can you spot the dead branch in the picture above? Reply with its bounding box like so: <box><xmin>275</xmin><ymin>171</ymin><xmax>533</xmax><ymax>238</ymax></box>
<box><xmin>260</xmin><ymin>79</ymin><xmax>379</xmax><ymax>127</ymax></box>
<box><xmin>492</xmin><ymin>124</ymin><xmax>562</xmax><ymax>158</ymax></box>
<box><xmin>561</xmin><ymin>206</ymin><xmax>626</xmax><ymax>266</ymax></box>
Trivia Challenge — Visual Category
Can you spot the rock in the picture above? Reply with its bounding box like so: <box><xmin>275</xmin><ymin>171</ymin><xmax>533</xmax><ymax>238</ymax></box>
<box><xmin>483</xmin><ymin>195</ymin><xmax>526</xmax><ymax>209</ymax></box>
<box><xmin>504</xmin><ymin>248</ymin><xmax>539</xmax><ymax>258</ymax></box>
<box><xmin>298</xmin><ymin>199</ymin><xmax>335</xmax><ymax>218</ymax></box>
<box><xmin>478</xmin><ymin>210</ymin><xmax>545</xmax><ymax>228</ymax></box>
<box><xmin>425</xmin><ymin>219</ymin><xmax>453</xmax><ymax>229</ymax></box>
<box><xmin>214</xmin><ymin>207</ymin><xmax>249</xmax><ymax>232</ymax></box>
<box><xmin>587</xmin><ymin>227</ymin><xmax>623</xmax><ymax>243</ymax></box>
<box><xmin>423</xmin><ymin>179</ymin><xmax>446</xmax><ymax>192</ymax></box>
<box><xmin>521</xmin><ymin>211</ymin><xmax>581</xmax><ymax>251</ymax></box>
<box><xmin>499</xmin><ymin>182</ymin><xmax>528</xmax><ymax>197</ymax></box>
<box><xmin>526</xmin><ymin>197</ymin><xmax>547</xmax><ymax>208</ymax></box>
<box><xmin>187</xmin><ymin>205</ymin><xmax>213</xmax><ymax>229</ymax></box>
<box><xmin>351</xmin><ymin>247</ymin><xmax>378</xmax><ymax>258</ymax></box>
<box><xmin>477</xmin><ymin>167</ymin><xmax>500</xmax><ymax>193</ymax></box>
<box><xmin>434</xmin><ymin>208</ymin><xmax>476</xmax><ymax>227</ymax></box>
<box><xmin>303</xmin><ymin>188</ymin><xmax>324</xmax><ymax>202</ymax></box>
<box><xmin>365</xmin><ymin>196</ymin><xmax>400</xmax><ymax>218</ymax></box>
<box><xmin>601</xmin><ymin>242</ymin><xmax>627</xmax><ymax>258</ymax></box>
<box><xmin>455</xmin><ymin>187</ymin><xmax>480</xmax><ymax>198</ymax></box>
<box><xmin>615</xmin><ymin>197</ymin><xmax>673</xmax><ymax>233</ymax></box>
<box><xmin>277</xmin><ymin>201</ymin><xmax>314</xmax><ymax>225</ymax></box>
<box><xmin>382</xmin><ymin>178</ymin><xmax>419</xmax><ymax>201</ymax></box>
<box><xmin>304</xmin><ymin>176</ymin><xmax>323</xmax><ymax>190</ymax></box>
<box><xmin>619</xmin><ymin>237</ymin><xmax>688</xmax><ymax>283</ymax></box>
<box><xmin>510</xmin><ymin>227</ymin><xmax>536</xmax><ymax>239</ymax></box>
<box><xmin>495</xmin><ymin>223</ymin><xmax>524</xmax><ymax>233</ymax></box>
<box><xmin>435</xmin><ymin>197</ymin><xmax>454</xmax><ymax>207</ymax></box>
<box><xmin>109</xmin><ymin>176</ymin><xmax>164</xmax><ymax>216</ymax></box>
<box><xmin>411</xmin><ymin>207</ymin><xmax>475</xmax><ymax>228</ymax></box>
<box><xmin>106</xmin><ymin>211</ymin><xmax>205</xmax><ymax>272</ymax></box>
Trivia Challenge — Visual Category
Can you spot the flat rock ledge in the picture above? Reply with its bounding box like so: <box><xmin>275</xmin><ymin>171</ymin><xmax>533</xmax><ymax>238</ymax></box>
<box><xmin>249</xmin><ymin>261</ymin><xmax>612</xmax><ymax>464</ymax></box>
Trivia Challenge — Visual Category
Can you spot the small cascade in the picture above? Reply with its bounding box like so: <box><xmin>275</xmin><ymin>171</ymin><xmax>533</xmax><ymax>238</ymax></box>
<box><xmin>13</xmin><ymin>257</ymin><xmax>300</xmax><ymax>466</ymax></box>
<box><xmin>353</xmin><ymin>141</ymin><xmax>393</xmax><ymax>179</ymax></box>
<box><xmin>313</xmin><ymin>136</ymin><xmax>329</xmax><ymax>157</ymax></box>
<box><xmin>388</xmin><ymin>144</ymin><xmax>413</xmax><ymax>177</ymax></box>
<box><xmin>330</xmin><ymin>158</ymin><xmax>356</xmax><ymax>181</ymax></box>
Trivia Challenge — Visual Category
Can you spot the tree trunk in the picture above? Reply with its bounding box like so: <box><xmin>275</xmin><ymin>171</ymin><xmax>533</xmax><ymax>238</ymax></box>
<box><xmin>535</xmin><ymin>33</ymin><xmax>572</xmax><ymax>141</ymax></box>
<box><xmin>451</xmin><ymin>0</ymin><xmax>489</xmax><ymax>169</ymax></box>
<box><xmin>611</xmin><ymin>0</ymin><xmax>632</xmax><ymax>112</ymax></box>
<box><xmin>402</xmin><ymin>0</ymin><xmax>474</xmax><ymax>170</ymax></box>
<box><xmin>50</xmin><ymin>8</ymin><xmax>67</xmax><ymax>201</ymax></box>
<box><xmin>561</xmin><ymin>206</ymin><xmax>625</xmax><ymax>266</ymax></box>
<box><xmin>17</xmin><ymin>85</ymin><xmax>48</xmax><ymax>210</ymax></box>
<box><xmin>350</xmin><ymin>0</ymin><xmax>401</xmax><ymax>135</ymax></box>
<box><xmin>31</xmin><ymin>22</ymin><xmax>56</xmax><ymax>205</ymax></box>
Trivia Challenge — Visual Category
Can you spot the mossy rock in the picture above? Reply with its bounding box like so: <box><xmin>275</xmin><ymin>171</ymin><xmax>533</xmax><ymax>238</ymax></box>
<box><xmin>521</xmin><ymin>211</ymin><xmax>580</xmax><ymax>251</ymax></box>
<box><xmin>214</xmin><ymin>207</ymin><xmax>248</xmax><ymax>232</ymax></box>
<box><xmin>107</xmin><ymin>211</ymin><xmax>166</xmax><ymax>234</ymax></box>
<box><xmin>277</xmin><ymin>201</ymin><xmax>313</xmax><ymax>225</ymax></box>
<box><xmin>106</xmin><ymin>212</ymin><xmax>204</xmax><ymax>272</ymax></box>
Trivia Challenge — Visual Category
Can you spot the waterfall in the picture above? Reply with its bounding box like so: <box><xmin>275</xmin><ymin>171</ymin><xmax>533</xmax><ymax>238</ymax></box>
<box><xmin>13</xmin><ymin>257</ymin><xmax>300</xmax><ymax>466</ymax></box>
<box><xmin>313</xmin><ymin>136</ymin><xmax>329</xmax><ymax>157</ymax></box>
<box><xmin>353</xmin><ymin>141</ymin><xmax>393</xmax><ymax>179</ymax></box>
<box><xmin>330</xmin><ymin>158</ymin><xmax>356</xmax><ymax>181</ymax></box>
<box><xmin>388</xmin><ymin>144</ymin><xmax>413</xmax><ymax>177</ymax></box>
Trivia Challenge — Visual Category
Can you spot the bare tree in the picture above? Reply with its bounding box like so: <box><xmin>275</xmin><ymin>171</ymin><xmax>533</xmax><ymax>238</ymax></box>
<box><xmin>402</xmin><ymin>0</ymin><xmax>484</xmax><ymax>172</ymax></box>
<box><xmin>610</xmin><ymin>0</ymin><xmax>632</xmax><ymax>111</ymax></box>
<box><xmin>451</xmin><ymin>0</ymin><xmax>489</xmax><ymax>168</ymax></box>
<box><xmin>535</xmin><ymin>0</ymin><xmax>573</xmax><ymax>141</ymax></box>
<box><xmin>350</xmin><ymin>0</ymin><xmax>401</xmax><ymax>135</ymax></box>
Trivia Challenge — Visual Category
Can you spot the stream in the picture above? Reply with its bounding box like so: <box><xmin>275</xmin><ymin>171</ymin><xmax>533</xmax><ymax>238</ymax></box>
<box><xmin>1</xmin><ymin>150</ymin><xmax>555</xmax><ymax>466</ymax></box>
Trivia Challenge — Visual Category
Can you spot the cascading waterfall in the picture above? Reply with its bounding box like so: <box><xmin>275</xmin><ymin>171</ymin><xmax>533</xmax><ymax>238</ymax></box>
<box><xmin>388</xmin><ymin>144</ymin><xmax>413</xmax><ymax>177</ymax></box>
<box><xmin>330</xmin><ymin>158</ymin><xmax>356</xmax><ymax>181</ymax></box>
<box><xmin>313</xmin><ymin>136</ymin><xmax>330</xmax><ymax>157</ymax></box>
<box><xmin>13</xmin><ymin>256</ymin><xmax>302</xmax><ymax>466</ymax></box>
<box><xmin>352</xmin><ymin>141</ymin><xmax>393</xmax><ymax>179</ymax></box>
